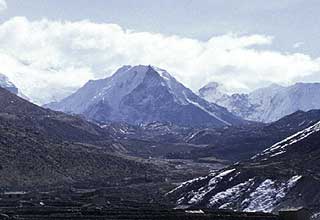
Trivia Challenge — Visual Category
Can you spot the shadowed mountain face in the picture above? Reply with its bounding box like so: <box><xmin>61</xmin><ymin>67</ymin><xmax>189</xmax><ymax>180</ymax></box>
<box><xmin>0</xmin><ymin>86</ymin><xmax>111</xmax><ymax>142</ymax></box>
<box><xmin>167</xmin><ymin>120</ymin><xmax>320</xmax><ymax>214</ymax></box>
<box><xmin>0</xmin><ymin>87</ymin><xmax>165</xmax><ymax>190</ymax></box>
<box><xmin>46</xmin><ymin>65</ymin><xmax>244</xmax><ymax>127</ymax></box>
<box><xmin>95</xmin><ymin>110</ymin><xmax>320</xmax><ymax>167</ymax></box>
<box><xmin>180</xmin><ymin>110</ymin><xmax>320</xmax><ymax>161</ymax></box>
<box><xmin>200</xmin><ymin>81</ymin><xmax>320</xmax><ymax>123</ymax></box>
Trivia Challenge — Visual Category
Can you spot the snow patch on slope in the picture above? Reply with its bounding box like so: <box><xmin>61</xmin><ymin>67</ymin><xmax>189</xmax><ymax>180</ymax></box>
<box><xmin>152</xmin><ymin>66</ymin><xmax>171</xmax><ymax>81</ymax></box>
<box><xmin>209</xmin><ymin>179</ymin><xmax>254</xmax><ymax>209</ymax></box>
<box><xmin>171</xmin><ymin>167</ymin><xmax>302</xmax><ymax>213</ymax></box>
<box><xmin>243</xmin><ymin>175</ymin><xmax>302</xmax><ymax>212</ymax></box>
<box><xmin>255</xmin><ymin>121</ymin><xmax>320</xmax><ymax>158</ymax></box>
<box><xmin>186</xmin><ymin>169</ymin><xmax>236</xmax><ymax>205</ymax></box>
<box><xmin>166</xmin><ymin>176</ymin><xmax>207</xmax><ymax>196</ymax></box>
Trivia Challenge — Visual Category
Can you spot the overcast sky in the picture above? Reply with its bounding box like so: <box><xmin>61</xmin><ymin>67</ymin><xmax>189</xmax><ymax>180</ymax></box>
<box><xmin>1</xmin><ymin>0</ymin><xmax>320</xmax><ymax>104</ymax></box>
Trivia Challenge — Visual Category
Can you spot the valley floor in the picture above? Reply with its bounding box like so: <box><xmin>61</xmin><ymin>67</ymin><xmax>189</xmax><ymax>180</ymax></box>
<box><xmin>0</xmin><ymin>187</ymin><xmax>280</xmax><ymax>220</ymax></box>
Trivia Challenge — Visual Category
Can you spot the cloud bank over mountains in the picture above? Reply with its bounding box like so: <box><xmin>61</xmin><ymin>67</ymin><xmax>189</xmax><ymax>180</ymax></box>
<box><xmin>0</xmin><ymin>17</ymin><xmax>319</xmax><ymax>104</ymax></box>
<box><xmin>0</xmin><ymin>0</ymin><xmax>7</xmax><ymax>11</ymax></box>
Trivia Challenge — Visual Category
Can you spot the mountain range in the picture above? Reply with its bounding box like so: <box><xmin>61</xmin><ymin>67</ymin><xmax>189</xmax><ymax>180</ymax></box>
<box><xmin>46</xmin><ymin>65</ymin><xmax>244</xmax><ymax>127</ymax></box>
<box><xmin>1</xmin><ymin>65</ymin><xmax>320</xmax><ymax>216</ymax></box>
<box><xmin>41</xmin><ymin>66</ymin><xmax>320</xmax><ymax>164</ymax></box>
<box><xmin>199</xmin><ymin>81</ymin><xmax>320</xmax><ymax>122</ymax></box>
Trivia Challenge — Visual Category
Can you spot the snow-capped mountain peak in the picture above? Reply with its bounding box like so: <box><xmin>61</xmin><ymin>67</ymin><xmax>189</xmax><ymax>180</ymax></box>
<box><xmin>46</xmin><ymin>65</ymin><xmax>243</xmax><ymax>127</ymax></box>
<box><xmin>0</xmin><ymin>73</ymin><xmax>18</xmax><ymax>94</ymax></box>
<box><xmin>198</xmin><ymin>81</ymin><xmax>229</xmax><ymax>103</ymax></box>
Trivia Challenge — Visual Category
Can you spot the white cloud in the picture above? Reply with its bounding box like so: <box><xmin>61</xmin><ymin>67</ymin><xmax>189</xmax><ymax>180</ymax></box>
<box><xmin>0</xmin><ymin>0</ymin><xmax>7</xmax><ymax>12</ymax></box>
<box><xmin>293</xmin><ymin>42</ymin><xmax>304</xmax><ymax>48</ymax></box>
<box><xmin>0</xmin><ymin>17</ymin><xmax>319</xmax><ymax>104</ymax></box>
